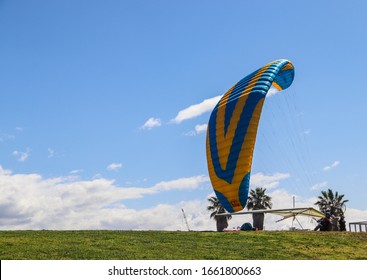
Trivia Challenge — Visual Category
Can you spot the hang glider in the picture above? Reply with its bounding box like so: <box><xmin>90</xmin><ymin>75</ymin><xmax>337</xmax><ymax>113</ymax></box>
<box><xmin>216</xmin><ymin>207</ymin><xmax>325</xmax><ymax>223</ymax></box>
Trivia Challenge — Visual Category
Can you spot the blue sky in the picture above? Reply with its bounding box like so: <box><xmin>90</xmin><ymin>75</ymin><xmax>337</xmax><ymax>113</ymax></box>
<box><xmin>1</xmin><ymin>0</ymin><xmax>366</xmax><ymax>230</ymax></box>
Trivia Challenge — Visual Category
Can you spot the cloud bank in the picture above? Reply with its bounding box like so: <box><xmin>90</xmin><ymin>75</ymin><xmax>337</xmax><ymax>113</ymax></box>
<box><xmin>1</xmin><ymin>166</ymin><xmax>365</xmax><ymax>231</ymax></box>
<box><xmin>0</xmin><ymin>166</ymin><xmax>209</xmax><ymax>230</ymax></box>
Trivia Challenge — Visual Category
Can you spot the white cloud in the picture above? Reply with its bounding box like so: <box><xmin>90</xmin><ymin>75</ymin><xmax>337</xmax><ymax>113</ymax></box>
<box><xmin>195</xmin><ymin>124</ymin><xmax>207</xmax><ymax>134</ymax></box>
<box><xmin>171</xmin><ymin>95</ymin><xmax>222</xmax><ymax>124</ymax></box>
<box><xmin>107</xmin><ymin>163</ymin><xmax>122</xmax><ymax>171</ymax></box>
<box><xmin>323</xmin><ymin>161</ymin><xmax>340</xmax><ymax>171</ymax></box>
<box><xmin>99</xmin><ymin>200</ymin><xmax>216</xmax><ymax>231</ymax></box>
<box><xmin>311</xmin><ymin>181</ymin><xmax>328</xmax><ymax>190</ymax></box>
<box><xmin>183</xmin><ymin>130</ymin><xmax>196</xmax><ymax>137</ymax></box>
<box><xmin>70</xmin><ymin>169</ymin><xmax>83</xmax><ymax>175</ymax></box>
<box><xmin>152</xmin><ymin>175</ymin><xmax>208</xmax><ymax>192</ymax></box>
<box><xmin>141</xmin><ymin>117</ymin><xmax>161</xmax><ymax>130</ymax></box>
<box><xmin>184</xmin><ymin>124</ymin><xmax>208</xmax><ymax>136</ymax></box>
<box><xmin>91</xmin><ymin>173</ymin><xmax>103</xmax><ymax>180</ymax></box>
<box><xmin>0</xmin><ymin>167</ymin><xmax>209</xmax><ymax>230</ymax></box>
<box><xmin>122</xmin><ymin>175</ymin><xmax>209</xmax><ymax>199</ymax></box>
<box><xmin>12</xmin><ymin>148</ymin><xmax>30</xmax><ymax>162</ymax></box>
<box><xmin>250</xmin><ymin>172</ymin><xmax>290</xmax><ymax>190</ymax></box>
<box><xmin>0</xmin><ymin>166</ymin><xmax>12</xmax><ymax>175</ymax></box>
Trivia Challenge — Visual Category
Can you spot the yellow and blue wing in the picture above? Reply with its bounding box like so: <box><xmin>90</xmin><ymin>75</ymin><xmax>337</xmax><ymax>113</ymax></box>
<box><xmin>206</xmin><ymin>59</ymin><xmax>295</xmax><ymax>213</ymax></box>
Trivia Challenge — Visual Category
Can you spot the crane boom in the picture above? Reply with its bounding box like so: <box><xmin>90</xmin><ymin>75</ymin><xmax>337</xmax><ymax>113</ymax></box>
<box><xmin>181</xmin><ymin>208</ymin><xmax>191</xmax><ymax>231</ymax></box>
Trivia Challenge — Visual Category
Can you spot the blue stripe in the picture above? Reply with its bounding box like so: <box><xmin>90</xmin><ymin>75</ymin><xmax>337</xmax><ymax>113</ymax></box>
<box><xmin>224</xmin><ymin>70</ymin><xmax>258</xmax><ymax>136</ymax></box>
<box><xmin>273</xmin><ymin>68</ymin><xmax>294</xmax><ymax>89</ymax></box>
<box><xmin>238</xmin><ymin>172</ymin><xmax>251</xmax><ymax>208</ymax></box>
<box><xmin>224</xmin><ymin>92</ymin><xmax>264</xmax><ymax>181</ymax></box>
<box><xmin>214</xmin><ymin>190</ymin><xmax>234</xmax><ymax>213</ymax></box>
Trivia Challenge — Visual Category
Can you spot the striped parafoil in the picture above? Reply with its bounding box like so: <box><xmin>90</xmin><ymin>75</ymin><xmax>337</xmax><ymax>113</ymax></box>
<box><xmin>206</xmin><ymin>59</ymin><xmax>295</xmax><ymax>213</ymax></box>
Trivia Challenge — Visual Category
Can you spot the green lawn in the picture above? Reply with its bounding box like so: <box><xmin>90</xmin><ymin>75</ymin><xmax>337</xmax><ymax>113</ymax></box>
<box><xmin>1</xmin><ymin>230</ymin><xmax>366</xmax><ymax>260</ymax></box>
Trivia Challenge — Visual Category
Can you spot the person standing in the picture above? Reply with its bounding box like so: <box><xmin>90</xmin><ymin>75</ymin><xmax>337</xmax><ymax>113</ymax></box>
<box><xmin>339</xmin><ymin>215</ymin><xmax>346</xmax><ymax>231</ymax></box>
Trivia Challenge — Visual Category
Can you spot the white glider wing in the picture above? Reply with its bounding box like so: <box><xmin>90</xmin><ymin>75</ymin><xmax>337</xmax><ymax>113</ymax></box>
<box><xmin>216</xmin><ymin>207</ymin><xmax>325</xmax><ymax>222</ymax></box>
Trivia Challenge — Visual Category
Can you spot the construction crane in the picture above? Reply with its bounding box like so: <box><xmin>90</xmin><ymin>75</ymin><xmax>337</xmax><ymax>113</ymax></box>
<box><xmin>181</xmin><ymin>208</ymin><xmax>191</xmax><ymax>231</ymax></box>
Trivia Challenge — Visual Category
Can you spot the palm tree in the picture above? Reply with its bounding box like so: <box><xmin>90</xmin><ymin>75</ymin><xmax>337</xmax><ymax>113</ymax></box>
<box><xmin>207</xmin><ymin>196</ymin><xmax>232</xmax><ymax>232</ymax></box>
<box><xmin>314</xmin><ymin>188</ymin><xmax>349</xmax><ymax>231</ymax></box>
<box><xmin>246</xmin><ymin>187</ymin><xmax>272</xmax><ymax>230</ymax></box>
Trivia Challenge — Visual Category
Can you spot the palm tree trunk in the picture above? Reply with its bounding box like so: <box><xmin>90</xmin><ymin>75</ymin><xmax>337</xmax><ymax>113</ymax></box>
<box><xmin>252</xmin><ymin>213</ymin><xmax>265</xmax><ymax>230</ymax></box>
<box><xmin>331</xmin><ymin>217</ymin><xmax>338</xmax><ymax>231</ymax></box>
<box><xmin>216</xmin><ymin>216</ymin><xmax>228</xmax><ymax>232</ymax></box>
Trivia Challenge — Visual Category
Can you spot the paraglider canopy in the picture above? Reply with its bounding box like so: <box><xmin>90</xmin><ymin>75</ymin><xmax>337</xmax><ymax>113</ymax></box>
<box><xmin>206</xmin><ymin>59</ymin><xmax>295</xmax><ymax>213</ymax></box>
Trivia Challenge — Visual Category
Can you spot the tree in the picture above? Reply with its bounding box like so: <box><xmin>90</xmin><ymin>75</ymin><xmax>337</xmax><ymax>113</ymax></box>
<box><xmin>207</xmin><ymin>196</ymin><xmax>232</xmax><ymax>232</ymax></box>
<box><xmin>314</xmin><ymin>188</ymin><xmax>349</xmax><ymax>231</ymax></box>
<box><xmin>246</xmin><ymin>187</ymin><xmax>272</xmax><ymax>230</ymax></box>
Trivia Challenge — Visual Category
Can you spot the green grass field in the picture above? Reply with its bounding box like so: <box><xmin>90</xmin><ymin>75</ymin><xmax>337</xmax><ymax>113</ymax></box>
<box><xmin>1</xmin><ymin>230</ymin><xmax>366</xmax><ymax>260</ymax></box>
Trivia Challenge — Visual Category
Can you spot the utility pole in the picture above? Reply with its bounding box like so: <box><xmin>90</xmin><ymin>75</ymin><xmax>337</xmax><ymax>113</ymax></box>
<box><xmin>181</xmin><ymin>208</ymin><xmax>191</xmax><ymax>231</ymax></box>
<box><xmin>293</xmin><ymin>196</ymin><xmax>296</xmax><ymax>208</ymax></box>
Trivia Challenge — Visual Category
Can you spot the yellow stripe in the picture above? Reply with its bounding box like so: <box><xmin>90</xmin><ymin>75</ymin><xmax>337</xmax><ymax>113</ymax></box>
<box><xmin>215</xmin><ymin>85</ymin><xmax>235</xmax><ymax>170</ymax></box>
<box><xmin>272</xmin><ymin>81</ymin><xmax>283</xmax><ymax>91</ymax></box>
<box><xmin>233</xmin><ymin>98</ymin><xmax>265</xmax><ymax>183</ymax></box>
<box><xmin>282</xmin><ymin>62</ymin><xmax>293</xmax><ymax>70</ymax></box>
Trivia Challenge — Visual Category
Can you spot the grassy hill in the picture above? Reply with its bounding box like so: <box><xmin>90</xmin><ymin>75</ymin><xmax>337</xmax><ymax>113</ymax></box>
<box><xmin>1</xmin><ymin>230</ymin><xmax>366</xmax><ymax>260</ymax></box>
